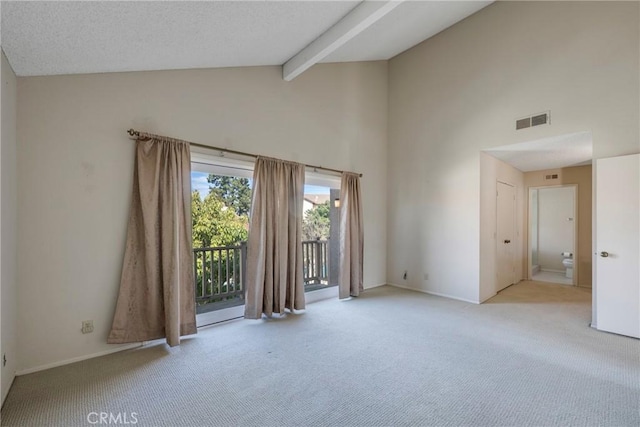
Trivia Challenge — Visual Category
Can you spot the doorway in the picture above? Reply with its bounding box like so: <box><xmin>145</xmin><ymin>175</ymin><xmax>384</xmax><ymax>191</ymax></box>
<box><xmin>528</xmin><ymin>185</ymin><xmax>577</xmax><ymax>286</ymax></box>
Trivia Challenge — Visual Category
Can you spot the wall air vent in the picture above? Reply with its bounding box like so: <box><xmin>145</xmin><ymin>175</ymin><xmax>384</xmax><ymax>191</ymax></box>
<box><xmin>544</xmin><ymin>173</ymin><xmax>559</xmax><ymax>181</ymax></box>
<box><xmin>516</xmin><ymin>117</ymin><xmax>531</xmax><ymax>130</ymax></box>
<box><xmin>516</xmin><ymin>111</ymin><xmax>550</xmax><ymax>130</ymax></box>
<box><xmin>531</xmin><ymin>113</ymin><xmax>548</xmax><ymax>126</ymax></box>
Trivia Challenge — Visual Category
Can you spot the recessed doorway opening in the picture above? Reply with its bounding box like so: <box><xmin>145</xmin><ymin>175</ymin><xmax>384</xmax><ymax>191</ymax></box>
<box><xmin>528</xmin><ymin>185</ymin><xmax>577</xmax><ymax>286</ymax></box>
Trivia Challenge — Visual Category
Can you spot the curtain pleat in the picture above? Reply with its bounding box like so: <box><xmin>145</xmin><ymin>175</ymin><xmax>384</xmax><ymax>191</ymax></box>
<box><xmin>108</xmin><ymin>137</ymin><xmax>196</xmax><ymax>346</ymax></box>
<box><xmin>245</xmin><ymin>157</ymin><xmax>305</xmax><ymax>318</ymax></box>
<box><xmin>339</xmin><ymin>172</ymin><xmax>364</xmax><ymax>299</ymax></box>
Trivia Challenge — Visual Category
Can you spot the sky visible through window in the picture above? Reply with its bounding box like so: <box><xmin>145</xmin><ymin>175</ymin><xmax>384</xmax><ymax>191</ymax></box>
<box><xmin>191</xmin><ymin>171</ymin><xmax>329</xmax><ymax>199</ymax></box>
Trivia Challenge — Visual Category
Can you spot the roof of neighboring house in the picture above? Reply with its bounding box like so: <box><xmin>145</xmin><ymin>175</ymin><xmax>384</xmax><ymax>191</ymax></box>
<box><xmin>303</xmin><ymin>195</ymin><xmax>330</xmax><ymax>206</ymax></box>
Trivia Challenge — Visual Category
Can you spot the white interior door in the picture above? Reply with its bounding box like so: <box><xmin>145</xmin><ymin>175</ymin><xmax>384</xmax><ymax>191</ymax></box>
<box><xmin>497</xmin><ymin>181</ymin><xmax>516</xmax><ymax>292</ymax></box>
<box><xmin>596</xmin><ymin>153</ymin><xmax>640</xmax><ymax>338</ymax></box>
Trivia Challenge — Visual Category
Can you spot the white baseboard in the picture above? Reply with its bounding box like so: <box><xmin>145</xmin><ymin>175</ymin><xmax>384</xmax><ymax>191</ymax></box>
<box><xmin>479</xmin><ymin>292</ymin><xmax>497</xmax><ymax>303</ymax></box>
<box><xmin>13</xmin><ymin>282</ymin><xmax>412</xmax><ymax>376</ymax></box>
<box><xmin>16</xmin><ymin>343</ymin><xmax>142</xmax><ymax>376</ymax></box>
<box><xmin>2</xmin><ymin>373</ymin><xmax>16</xmax><ymax>407</ymax></box>
<box><xmin>387</xmin><ymin>282</ymin><xmax>480</xmax><ymax>304</ymax></box>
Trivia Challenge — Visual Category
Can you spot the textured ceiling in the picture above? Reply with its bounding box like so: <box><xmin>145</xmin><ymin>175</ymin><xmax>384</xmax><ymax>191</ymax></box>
<box><xmin>1</xmin><ymin>1</ymin><xmax>492</xmax><ymax>77</ymax></box>
<box><xmin>484</xmin><ymin>132</ymin><xmax>593</xmax><ymax>172</ymax></box>
<box><xmin>1</xmin><ymin>1</ymin><xmax>360</xmax><ymax>76</ymax></box>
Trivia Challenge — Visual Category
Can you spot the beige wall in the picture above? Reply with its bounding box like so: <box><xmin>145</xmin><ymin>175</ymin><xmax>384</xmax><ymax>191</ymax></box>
<box><xmin>1</xmin><ymin>50</ymin><xmax>18</xmax><ymax>403</ymax></box>
<box><xmin>17</xmin><ymin>62</ymin><xmax>388</xmax><ymax>373</ymax></box>
<box><xmin>388</xmin><ymin>1</ymin><xmax>638</xmax><ymax>302</ymax></box>
<box><xmin>524</xmin><ymin>165</ymin><xmax>593</xmax><ymax>287</ymax></box>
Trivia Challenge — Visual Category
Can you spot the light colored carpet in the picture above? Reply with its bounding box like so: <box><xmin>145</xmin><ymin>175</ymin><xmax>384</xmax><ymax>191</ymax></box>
<box><xmin>2</xmin><ymin>282</ymin><xmax>639</xmax><ymax>426</ymax></box>
<box><xmin>532</xmin><ymin>270</ymin><xmax>573</xmax><ymax>286</ymax></box>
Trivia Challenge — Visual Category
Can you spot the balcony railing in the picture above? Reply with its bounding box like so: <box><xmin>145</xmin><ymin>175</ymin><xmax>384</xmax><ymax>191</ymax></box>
<box><xmin>193</xmin><ymin>243</ymin><xmax>246</xmax><ymax>314</ymax></box>
<box><xmin>193</xmin><ymin>239</ymin><xmax>330</xmax><ymax>313</ymax></box>
<box><xmin>302</xmin><ymin>239</ymin><xmax>329</xmax><ymax>286</ymax></box>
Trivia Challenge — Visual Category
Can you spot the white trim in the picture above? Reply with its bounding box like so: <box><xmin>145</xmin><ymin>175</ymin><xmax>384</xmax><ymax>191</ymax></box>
<box><xmin>305</xmin><ymin>171</ymin><xmax>341</xmax><ymax>189</ymax></box>
<box><xmin>191</xmin><ymin>153</ymin><xmax>255</xmax><ymax>179</ymax></box>
<box><xmin>16</xmin><ymin>343</ymin><xmax>142</xmax><ymax>376</ymax></box>
<box><xmin>305</xmin><ymin>286</ymin><xmax>339</xmax><ymax>303</ymax></box>
<box><xmin>2</xmin><ymin>375</ymin><xmax>16</xmax><ymax>407</ymax></box>
<box><xmin>363</xmin><ymin>282</ymin><xmax>387</xmax><ymax>290</ymax></box>
<box><xmin>479</xmin><ymin>292</ymin><xmax>498</xmax><ymax>303</ymax></box>
<box><xmin>387</xmin><ymin>282</ymin><xmax>480</xmax><ymax>304</ymax></box>
<box><xmin>196</xmin><ymin>304</ymin><xmax>245</xmax><ymax>328</ymax></box>
<box><xmin>16</xmin><ymin>284</ymin><xmax>385</xmax><ymax>375</ymax></box>
<box><xmin>197</xmin><ymin>286</ymin><xmax>341</xmax><ymax>326</ymax></box>
<box><xmin>282</xmin><ymin>0</ymin><xmax>405</xmax><ymax>81</ymax></box>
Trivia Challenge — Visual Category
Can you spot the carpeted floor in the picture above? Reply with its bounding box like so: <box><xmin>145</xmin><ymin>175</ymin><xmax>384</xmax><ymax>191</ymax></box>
<box><xmin>2</xmin><ymin>281</ymin><xmax>638</xmax><ymax>426</ymax></box>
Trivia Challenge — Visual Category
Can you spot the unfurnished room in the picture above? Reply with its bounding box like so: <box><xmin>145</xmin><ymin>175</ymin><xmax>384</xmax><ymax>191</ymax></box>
<box><xmin>0</xmin><ymin>1</ymin><xmax>639</xmax><ymax>426</ymax></box>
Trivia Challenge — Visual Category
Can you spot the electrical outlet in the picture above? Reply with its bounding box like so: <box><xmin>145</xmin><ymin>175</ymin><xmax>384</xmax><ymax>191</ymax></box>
<box><xmin>82</xmin><ymin>320</ymin><xmax>94</xmax><ymax>334</ymax></box>
<box><xmin>423</xmin><ymin>273</ymin><xmax>429</xmax><ymax>281</ymax></box>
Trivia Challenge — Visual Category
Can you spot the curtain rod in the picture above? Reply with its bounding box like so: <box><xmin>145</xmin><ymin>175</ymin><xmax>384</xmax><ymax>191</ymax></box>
<box><xmin>127</xmin><ymin>129</ymin><xmax>362</xmax><ymax>177</ymax></box>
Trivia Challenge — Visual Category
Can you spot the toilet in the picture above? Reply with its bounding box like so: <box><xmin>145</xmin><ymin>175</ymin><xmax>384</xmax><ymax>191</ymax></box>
<box><xmin>562</xmin><ymin>252</ymin><xmax>573</xmax><ymax>279</ymax></box>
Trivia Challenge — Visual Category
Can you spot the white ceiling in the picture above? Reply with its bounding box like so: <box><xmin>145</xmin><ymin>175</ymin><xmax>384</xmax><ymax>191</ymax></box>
<box><xmin>0</xmin><ymin>1</ymin><xmax>491</xmax><ymax>77</ymax></box>
<box><xmin>484</xmin><ymin>132</ymin><xmax>593</xmax><ymax>172</ymax></box>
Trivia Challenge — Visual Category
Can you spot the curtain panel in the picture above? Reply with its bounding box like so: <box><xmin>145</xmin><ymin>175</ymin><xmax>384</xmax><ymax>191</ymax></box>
<box><xmin>244</xmin><ymin>157</ymin><xmax>306</xmax><ymax>319</ymax></box>
<box><xmin>339</xmin><ymin>172</ymin><xmax>364</xmax><ymax>299</ymax></box>
<box><xmin>108</xmin><ymin>136</ymin><xmax>196</xmax><ymax>347</ymax></box>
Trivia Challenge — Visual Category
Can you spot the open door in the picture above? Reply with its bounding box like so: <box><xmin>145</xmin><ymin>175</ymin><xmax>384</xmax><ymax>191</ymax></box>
<box><xmin>595</xmin><ymin>153</ymin><xmax>639</xmax><ymax>338</ymax></box>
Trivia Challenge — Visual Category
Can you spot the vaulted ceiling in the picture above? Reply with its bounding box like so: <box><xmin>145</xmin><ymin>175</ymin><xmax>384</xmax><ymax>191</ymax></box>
<box><xmin>1</xmin><ymin>1</ymin><xmax>492</xmax><ymax>78</ymax></box>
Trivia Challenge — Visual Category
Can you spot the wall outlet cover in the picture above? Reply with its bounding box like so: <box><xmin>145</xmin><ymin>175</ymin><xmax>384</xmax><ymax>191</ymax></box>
<box><xmin>82</xmin><ymin>320</ymin><xmax>94</xmax><ymax>334</ymax></box>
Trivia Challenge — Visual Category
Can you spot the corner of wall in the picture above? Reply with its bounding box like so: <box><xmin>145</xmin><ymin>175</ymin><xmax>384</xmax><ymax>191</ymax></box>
<box><xmin>1</xmin><ymin>49</ymin><xmax>19</xmax><ymax>405</ymax></box>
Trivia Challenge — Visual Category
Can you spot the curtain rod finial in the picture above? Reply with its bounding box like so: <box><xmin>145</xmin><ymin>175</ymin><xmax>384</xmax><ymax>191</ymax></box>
<box><xmin>127</xmin><ymin>128</ymin><xmax>141</xmax><ymax>140</ymax></box>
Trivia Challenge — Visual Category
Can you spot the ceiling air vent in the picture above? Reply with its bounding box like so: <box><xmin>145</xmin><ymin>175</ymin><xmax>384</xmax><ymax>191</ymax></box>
<box><xmin>516</xmin><ymin>111</ymin><xmax>550</xmax><ymax>130</ymax></box>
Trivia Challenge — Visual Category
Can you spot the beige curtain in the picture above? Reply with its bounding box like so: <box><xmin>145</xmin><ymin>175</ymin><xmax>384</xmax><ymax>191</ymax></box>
<box><xmin>244</xmin><ymin>157</ymin><xmax>305</xmax><ymax>319</ymax></box>
<box><xmin>108</xmin><ymin>135</ymin><xmax>196</xmax><ymax>347</ymax></box>
<box><xmin>339</xmin><ymin>172</ymin><xmax>364</xmax><ymax>299</ymax></box>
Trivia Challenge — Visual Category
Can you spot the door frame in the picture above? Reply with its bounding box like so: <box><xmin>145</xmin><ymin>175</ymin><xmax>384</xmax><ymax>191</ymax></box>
<box><xmin>527</xmin><ymin>184</ymin><xmax>578</xmax><ymax>286</ymax></box>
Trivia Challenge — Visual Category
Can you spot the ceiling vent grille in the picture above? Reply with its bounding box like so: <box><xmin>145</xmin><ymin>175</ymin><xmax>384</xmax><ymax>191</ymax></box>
<box><xmin>516</xmin><ymin>117</ymin><xmax>531</xmax><ymax>130</ymax></box>
<box><xmin>516</xmin><ymin>111</ymin><xmax>550</xmax><ymax>130</ymax></box>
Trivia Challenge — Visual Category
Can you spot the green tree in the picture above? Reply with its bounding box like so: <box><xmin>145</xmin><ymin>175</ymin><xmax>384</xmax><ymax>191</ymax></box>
<box><xmin>192</xmin><ymin>190</ymin><xmax>249</xmax><ymax>305</ymax></box>
<box><xmin>302</xmin><ymin>201</ymin><xmax>330</xmax><ymax>241</ymax></box>
<box><xmin>191</xmin><ymin>190</ymin><xmax>248</xmax><ymax>248</ymax></box>
<box><xmin>207</xmin><ymin>175</ymin><xmax>252</xmax><ymax>216</ymax></box>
